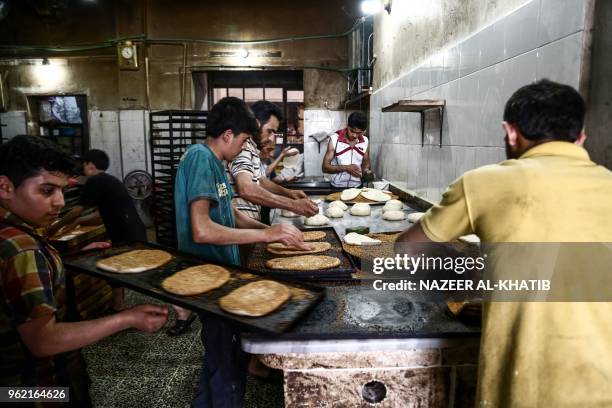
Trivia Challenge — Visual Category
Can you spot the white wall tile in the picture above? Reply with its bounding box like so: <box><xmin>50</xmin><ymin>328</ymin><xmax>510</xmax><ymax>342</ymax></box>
<box><xmin>0</xmin><ymin>111</ymin><xmax>27</xmax><ymax>139</ymax></box>
<box><xmin>443</xmin><ymin>46</ymin><xmax>460</xmax><ymax>83</ymax></box>
<box><xmin>459</xmin><ymin>32</ymin><xmax>482</xmax><ymax>78</ymax></box>
<box><xmin>89</xmin><ymin>110</ymin><xmax>121</xmax><ymax>178</ymax></box>
<box><xmin>477</xmin><ymin>65</ymin><xmax>506</xmax><ymax>147</ymax></box>
<box><xmin>538</xmin><ymin>0</ymin><xmax>585</xmax><ymax>45</ymax></box>
<box><xmin>536</xmin><ymin>31</ymin><xmax>583</xmax><ymax>88</ymax></box>
<box><xmin>430</xmin><ymin>51</ymin><xmax>445</xmax><ymax>88</ymax></box>
<box><xmin>479</xmin><ymin>23</ymin><xmax>505</xmax><ymax>69</ymax></box>
<box><xmin>504</xmin><ymin>0</ymin><xmax>540</xmax><ymax>60</ymax></box>
<box><xmin>502</xmin><ymin>49</ymin><xmax>538</xmax><ymax>103</ymax></box>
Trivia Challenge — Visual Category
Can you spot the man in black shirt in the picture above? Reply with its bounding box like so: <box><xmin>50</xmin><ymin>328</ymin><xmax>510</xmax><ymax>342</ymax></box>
<box><xmin>79</xmin><ymin>150</ymin><xmax>146</xmax><ymax>244</ymax></box>
<box><xmin>52</xmin><ymin>149</ymin><xmax>146</xmax><ymax>310</ymax></box>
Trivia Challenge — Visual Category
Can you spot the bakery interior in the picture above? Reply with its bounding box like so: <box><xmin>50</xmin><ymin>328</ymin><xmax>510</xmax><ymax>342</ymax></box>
<box><xmin>1</xmin><ymin>0</ymin><xmax>612</xmax><ymax>407</ymax></box>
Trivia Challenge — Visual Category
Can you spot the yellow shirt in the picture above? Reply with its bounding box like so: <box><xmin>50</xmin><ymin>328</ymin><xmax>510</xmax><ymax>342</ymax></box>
<box><xmin>419</xmin><ymin>141</ymin><xmax>612</xmax><ymax>407</ymax></box>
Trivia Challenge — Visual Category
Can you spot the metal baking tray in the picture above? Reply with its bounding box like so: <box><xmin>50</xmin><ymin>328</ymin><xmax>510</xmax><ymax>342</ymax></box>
<box><xmin>246</xmin><ymin>227</ymin><xmax>356</xmax><ymax>280</ymax></box>
<box><xmin>64</xmin><ymin>242</ymin><xmax>325</xmax><ymax>335</ymax></box>
<box><xmin>50</xmin><ymin>224</ymin><xmax>107</xmax><ymax>253</ymax></box>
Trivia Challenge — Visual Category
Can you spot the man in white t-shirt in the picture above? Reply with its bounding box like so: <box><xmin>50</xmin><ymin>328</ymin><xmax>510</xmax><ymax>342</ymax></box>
<box><xmin>322</xmin><ymin>111</ymin><xmax>372</xmax><ymax>188</ymax></box>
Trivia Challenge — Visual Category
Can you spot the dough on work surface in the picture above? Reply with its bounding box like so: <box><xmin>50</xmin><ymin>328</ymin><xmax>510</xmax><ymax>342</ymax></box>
<box><xmin>324</xmin><ymin>206</ymin><xmax>344</xmax><ymax>218</ymax></box>
<box><xmin>350</xmin><ymin>203</ymin><xmax>371</xmax><ymax>216</ymax></box>
<box><xmin>382</xmin><ymin>199</ymin><xmax>403</xmax><ymax>212</ymax></box>
<box><xmin>96</xmin><ymin>249</ymin><xmax>172</xmax><ymax>273</ymax></box>
<box><xmin>218</xmin><ymin>280</ymin><xmax>290</xmax><ymax>317</ymax></box>
<box><xmin>407</xmin><ymin>212</ymin><xmax>425</xmax><ymax>223</ymax></box>
<box><xmin>304</xmin><ymin>214</ymin><xmax>330</xmax><ymax>226</ymax></box>
<box><xmin>360</xmin><ymin>189</ymin><xmax>392</xmax><ymax>202</ymax></box>
<box><xmin>382</xmin><ymin>210</ymin><xmax>406</xmax><ymax>221</ymax></box>
<box><xmin>265</xmin><ymin>255</ymin><xmax>341</xmax><ymax>270</ymax></box>
<box><xmin>266</xmin><ymin>241</ymin><xmax>331</xmax><ymax>255</ymax></box>
<box><xmin>328</xmin><ymin>200</ymin><xmax>348</xmax><ymax>211</ymax></box>
<box><xmin>340</xmin><ymin>188</ymin><xmax>362</xmax><ymax>201</ymax></box>
<box><xmin>343</xmin><ymin>232</ymin><xmax>382</xmax><ymax>246</ymax></box>
<box><xmin>161</xmin><ymin>265</ymin><xmax>230</xmax><ymax>296</ymax></box>
<box><xmin>281</xmin><ymin>209</ymin><xmax>299</xmax><ymax>217</ymax></box>
<box><xmin>303</xmin><ymin>231</ymin><xmax>326</xmax><ymax>241</ymax></box>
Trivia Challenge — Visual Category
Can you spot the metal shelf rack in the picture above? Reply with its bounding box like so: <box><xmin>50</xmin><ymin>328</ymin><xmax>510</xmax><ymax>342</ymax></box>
<box><xmin>149</xmin><ymin>110</ymin><xmax>207</xmax><ymax>248</ymax></box>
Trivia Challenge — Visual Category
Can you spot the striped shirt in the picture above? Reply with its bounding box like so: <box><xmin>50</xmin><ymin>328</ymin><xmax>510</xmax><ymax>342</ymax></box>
<box><xmin>225</xmin><ymin>138</ymin><xmax>262</xmax><ymax>219</ymax></box>
<box><xmin>0</xmin><ymin>207</ymin><xmax>90</xmax><ymax>403</ymax></box>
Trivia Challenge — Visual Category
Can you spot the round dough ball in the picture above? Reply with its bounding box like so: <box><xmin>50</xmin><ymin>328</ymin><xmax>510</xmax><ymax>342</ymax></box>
<box><xmin>350</xmin><ymin>203</ymin><xmax>371</xmax><ymax>216</ymax></box>
<box><xmin>383</xmin><ymin>210</ymin><xmax>406</xmax><ymax>221</ymax></box>
<box><xmin>304</xmin><ymin>214</ymin><xmax>330</xmax><ymax>226</ymax></box>
<box><xmin>382</xmin><ymin>199</ymin><xmax>403</xmax><ymax>212</ymax></box>
<box><xmin>281</xmin><ymin>209</ymin><xmax>298</xmax><ymax>217</ymax></box>
<box><xmin>324</xmin><ymin>206</ymin><xmax>344</xmax><ymax>218</ymax></box>
<box><xmin>328</xmin><ymin>200</ymin><xmax>348</xmax><ymax>211</ymax></box>
<box><xmin>407</xmin><ymin>212</ymin><xmax>425</xmax><ymax>223</ymax></box>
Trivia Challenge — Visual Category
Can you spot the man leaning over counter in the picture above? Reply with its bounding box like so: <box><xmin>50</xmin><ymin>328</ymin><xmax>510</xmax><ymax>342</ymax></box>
<box><xmin>226</xmin><ymin>100</ymin><xmax>318</xmax><ymax>221</ymax></box>
<box><xmin>395</xmin><ymin>79</ymin><xmax>612</xmax><ymax>406</ymax></box>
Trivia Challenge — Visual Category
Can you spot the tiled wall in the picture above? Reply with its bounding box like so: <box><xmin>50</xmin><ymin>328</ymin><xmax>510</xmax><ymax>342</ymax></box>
<box><xmin>370</xmin><ymin>0</ymin><xmax>587</xmax><ymax>202</ymax></box>
<box><xmin>0</xmin><ymin>111</ymin><xmax>27</xmax><ymax>140</ymax></box>
<box><xmin>303</xmin><ymin>109</ymin><xmax>354</xmax><ymax>177</ymax></box>
<box><xmin>89</xmin><ymin>110</ymin><xmax>151</xmax><ymax>180</ymax></box>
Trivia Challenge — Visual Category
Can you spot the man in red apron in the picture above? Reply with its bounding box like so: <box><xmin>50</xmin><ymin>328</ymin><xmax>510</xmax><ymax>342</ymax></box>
<box><xmin>322</xmin><ymin>112</ymin><xmax>372</xmax><ymax>188</ymax></box>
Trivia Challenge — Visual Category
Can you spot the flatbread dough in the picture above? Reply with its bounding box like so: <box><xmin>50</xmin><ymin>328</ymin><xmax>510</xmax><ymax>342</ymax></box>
<box><xmin>328</xmin><ymin>200</ymin><xmax>348</xmax><ymax>211</ymax></box>
<box><xmin>382</xmin><ymin>199</ymin><xmax>403</xmax><ymax>212</ymax></box>
<box><xmin>350</xmin><ymin>203</ymin><xmax>371</xmax><ymax>216</ymax></box>
<box><xmin>305</xmin><ymin>214</ymin><xmax>329</xmax><ymax>226</ymax></box>
<box><xmin>340</xmin><ymin>188</ymin><xmax>362</xmax><ymax>201</ymax></box>
<box><xmin>266</xmin><ymin>241</ymin><xmax>331</xmax><ymax>255</ymax></box>
<box><xmin>303</xmin><ymin>230</ymin><xmax>326</xmax><ymax>241</ymax></box>
<box><xmin>407</xmin><ymin>212</ymin><xmax>425</xmax><ymax>223</ymax></box>
<box><xmin>219</xmin><ymin>280</ymin><xmax>290</xmax><ymax>317</ymax></box>
<box><xmin>161</xmin><ymin>264</ymin><xmax>230</xmax><ymax>296</ymax></box>
<box><xmin>383</xmin><ymin>210</ymin><xmax>406</xmax><ymax>221</ymax></box>
<box><xmin>324</xmin><ymin>206</ymin><xmax>344</xmax><ymax>218</ymax></box>
<box><xmin>96</xmin><ymin>249</ymin><xmax>172</xmax><ymax>273</ymax></box>
<box><xmin>343</xmin><ymin>232</ymin><xmax>382</xmax><ymax>246</ymax></box>
<box><xmin>266</xmin><ymin>255</ymin><xmax>341</xmax><ymax>270</ymax></box>
<box><xmin>281</xmin><ymin>209</ymin><xmax>299</xmax><ymax>217</ymax></box>
<box><xmin>361</xmin><ymin>189</ymin><xmax>392</xmax><ymax>202</ymax></box>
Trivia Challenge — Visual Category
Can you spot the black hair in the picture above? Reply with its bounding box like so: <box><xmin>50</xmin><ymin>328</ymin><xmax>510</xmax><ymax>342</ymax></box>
<box><xmin>251</xmin><ymin>100</ymin><xmax>284</xmax><ymax>124</ymax></box>
<box><xmin>82</xmin><ymin>149</ymin><xmax>110</xmax><ymax>171</ymax></box>
<box><xmin>503</xmin><ymin>79</ymin><xmax>585</xmax><ymax>142</ymax></box>
<box><xmin>207</xmin><ymin>97</ymin><xmax>259</xmax><ymax>138</ymax></box>
<box><xmin>0</xmin><ymin>135</ymin><xmax>75</xmax><ymax>188</ymax></box>
<box><xmin>348</xmin><ymin>112</ymin><xmax>368</xmax><ymax>131</ymax></box>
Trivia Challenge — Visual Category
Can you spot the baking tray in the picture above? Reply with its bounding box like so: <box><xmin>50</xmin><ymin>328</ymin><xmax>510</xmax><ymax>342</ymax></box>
<box><xmin>246</xmin><ymin>227</ymin><xmax>356</xmax><ymax>280</ymax></box>
<box><xmin>64</xmin><ymin>242</ymin><xmax>325</xmax><ymax>335</ymax></box>
<box><xmin>50</xmin><ymin>224</ymin><xmax>107</xmax><ymax>253</ymax></box>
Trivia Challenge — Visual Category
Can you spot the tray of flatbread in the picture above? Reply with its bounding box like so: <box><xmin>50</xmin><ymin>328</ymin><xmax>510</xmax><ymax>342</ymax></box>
<box><xmin>325</xmin><ymin>190</ymin><xmax>399</xmax><ymax>205</ymax></box>
<box><xmin>246</xmin><ymin>228</ymin><xmax>356</xmax><ymax>280</ymax></box>
<box><xmin>64</xmin><ymin>242</ymin><xmax>325</xmax><ymax>335</ymax></box>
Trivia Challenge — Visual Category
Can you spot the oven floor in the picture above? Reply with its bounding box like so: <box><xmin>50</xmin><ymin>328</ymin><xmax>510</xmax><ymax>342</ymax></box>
<box><xmin>82</xmin><ymin>290</ymin><xmax>283</xmax><ymax>407</ymax></box>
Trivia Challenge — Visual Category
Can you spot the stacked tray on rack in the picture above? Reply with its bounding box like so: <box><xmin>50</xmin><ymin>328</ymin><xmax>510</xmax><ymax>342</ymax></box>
<box><xmin>246</xmin><ymin>228</ymin><xmax>356</xmax><ymax>280</ymax></box>
<box><xmin>65</xmin><ymin>242</ymin><xmax>325</xmax><ymax>335</ymax></box>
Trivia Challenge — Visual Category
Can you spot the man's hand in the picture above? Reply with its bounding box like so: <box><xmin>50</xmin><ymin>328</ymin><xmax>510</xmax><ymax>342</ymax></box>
<box><xmin>291</xmin><ymin>198</ymin><xmax>318</xmax><ymax>216</ymax></box>
<box><xmin>280</xmin><ymin>146</ymin><xmax>298</xmax><ymax>158</ymax></box>
<box><xmin>265</xmin><ymin>224</ymin><xmax>313</xmax><ymax>250</ymax></box>
<box><xmin>288</xmin><ymin>189</ymin><xmax>308</xmax><ymax>200</ymax></box>
<box><xmin>344</xmin><ymin>164</ymin><xmax>362</xmax><ymax>178</ymax></box>
<box><xmin>81</xmin><ymin>241</ymin><xmax>111</xmax><ymax>251</ymax></box>
<box><xmin>121</xmin><ymin>304</ymin><xmax>169</xmax><ymax>333</ymax></box>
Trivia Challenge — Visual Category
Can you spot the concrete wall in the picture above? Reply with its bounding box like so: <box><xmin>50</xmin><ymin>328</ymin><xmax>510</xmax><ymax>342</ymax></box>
<box><xmin>370</xmin><ymin>0</ymin><xmax>592</xmax><ymax>202</ymax></box>
<box><xmin>0</xmin><ymin>1</ymin><xmax>360</xmax><ymax>180</ymax></box>
<box><xmin>584</xmin><ymin>0</ymin><xmax>612</xmax><ymax>169</ymax></box>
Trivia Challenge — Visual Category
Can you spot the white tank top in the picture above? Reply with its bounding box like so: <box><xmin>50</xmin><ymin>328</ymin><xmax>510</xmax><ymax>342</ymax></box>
<box><xmin>329</xmin><ymin>129</ymin><xmax>368</xmax><ymax>188</ymax></box>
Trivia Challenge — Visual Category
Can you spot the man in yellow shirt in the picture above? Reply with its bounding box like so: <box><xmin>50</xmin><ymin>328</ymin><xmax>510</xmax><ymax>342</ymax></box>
<box><xmin>396</xmin><ymin>79</ymin><xmax>612</xmax><ymax>406</ymax></box>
